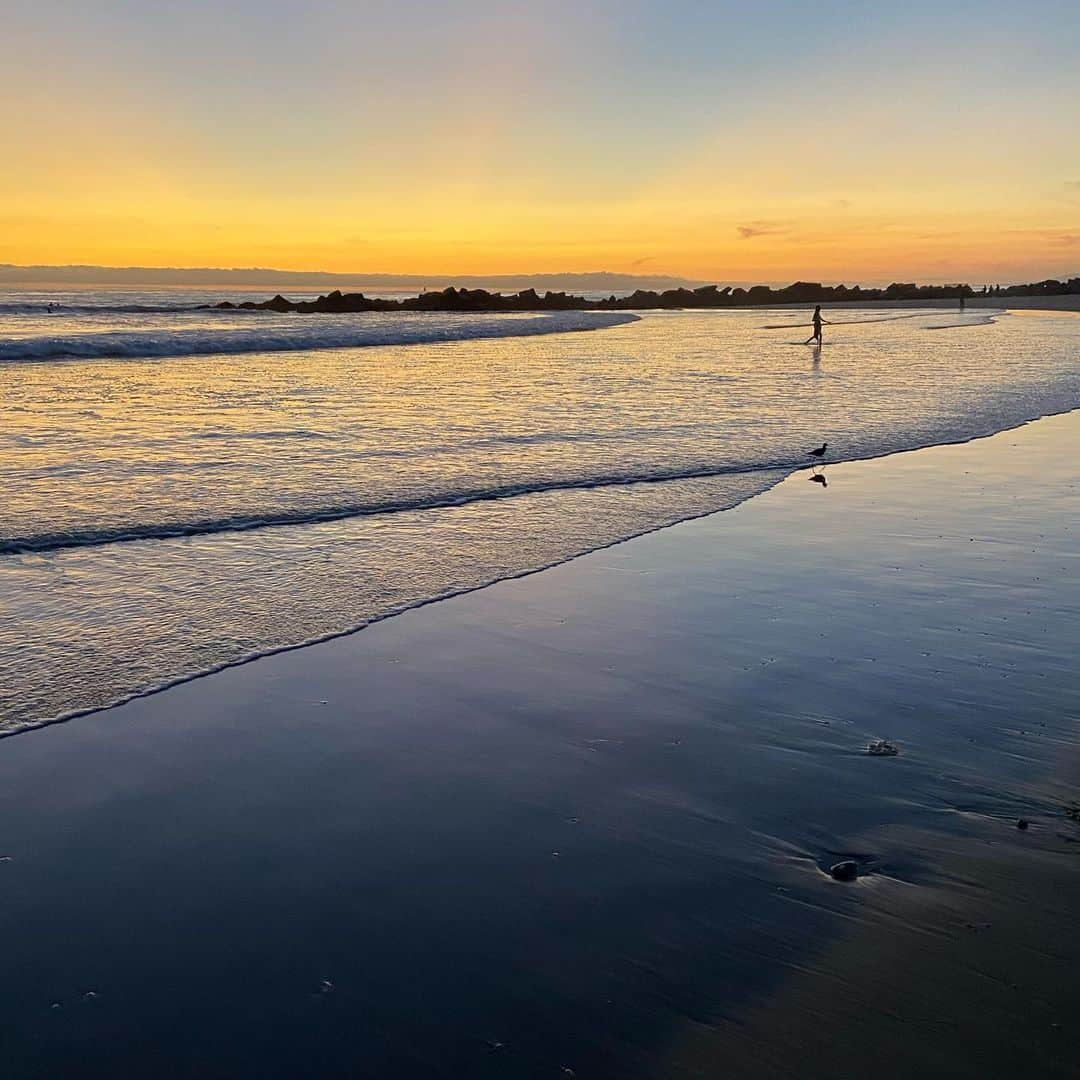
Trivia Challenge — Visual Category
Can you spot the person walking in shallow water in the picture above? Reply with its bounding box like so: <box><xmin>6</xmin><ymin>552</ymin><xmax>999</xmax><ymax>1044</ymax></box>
<box><xmin>805</xmin><ymin>305</ymin><xmax>827</xmax><ymax>345</ymax></box>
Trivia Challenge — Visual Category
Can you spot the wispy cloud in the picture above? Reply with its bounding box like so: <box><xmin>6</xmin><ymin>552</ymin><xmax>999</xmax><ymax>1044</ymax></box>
<box><xmin>630</xmin><ymin>255</ymin><xmax>655</xmax><ymax>268</ymax></box>
<box><xmin>737</xmin><ymin>220</ymin><xmax>787</xmax><ymax>240</ymax></box>
<box><xmin>1052</xmin><ymin>234</ymin><xmax>1080</xmax><ymax>246</ymax></box>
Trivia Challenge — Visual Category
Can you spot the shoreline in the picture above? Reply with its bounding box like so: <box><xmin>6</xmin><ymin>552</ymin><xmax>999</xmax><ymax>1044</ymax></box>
<box><xmin>1</xmin><ymin>411</ymin><xmax>1078</xmax><ymax>1077</ymax></box>
<box><xmin>5</xmin><ymin>405</ymin><xmax>1078</xmax><ymax>741</ymax></box>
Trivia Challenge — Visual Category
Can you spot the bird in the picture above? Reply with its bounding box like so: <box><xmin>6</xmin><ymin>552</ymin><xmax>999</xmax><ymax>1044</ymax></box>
<box><xmin>809</xmin><ymin>442</ymin><xmax>828</xmax><ymax>459</ymax></box>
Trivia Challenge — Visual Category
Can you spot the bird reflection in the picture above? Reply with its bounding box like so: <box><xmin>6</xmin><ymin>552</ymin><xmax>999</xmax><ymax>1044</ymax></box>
<box><xmin>809</xmin><ymin>468</ymin><xmax>827</xmax><ymax>488</ymax></box>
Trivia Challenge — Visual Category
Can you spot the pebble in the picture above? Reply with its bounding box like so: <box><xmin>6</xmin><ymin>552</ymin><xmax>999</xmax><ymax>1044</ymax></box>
<box><xmin>867</xmin><ymin>739</ymin><xmax>899</xmax><ymax>757</ymax></box>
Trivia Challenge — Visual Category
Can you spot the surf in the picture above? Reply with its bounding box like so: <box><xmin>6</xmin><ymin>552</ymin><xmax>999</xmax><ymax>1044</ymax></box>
<box><xmin>0</xmin><ymin>310</ymin><xmax>639</xmax><ymax>363</ymax></box>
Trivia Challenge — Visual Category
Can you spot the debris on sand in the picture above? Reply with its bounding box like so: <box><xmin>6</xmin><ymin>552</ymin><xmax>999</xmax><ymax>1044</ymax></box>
<box><xmin>867</xmin><ymin>739</ymin><xmax>899</xmax><ymax>757</ymax></box>
<box><xmin>829</xmin><ymin>860</ymin><xmax>859</xmax><ymax>882</ymax></box>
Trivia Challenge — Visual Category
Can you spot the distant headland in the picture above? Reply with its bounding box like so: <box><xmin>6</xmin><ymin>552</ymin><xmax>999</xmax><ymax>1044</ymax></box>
<box><xmin>0</xmin><ymin>264</ymin><xmax>699</xmax><ymax>294</ymax></box>
<box><xmin>213</xmin><ymin>277</ymin><xmax>1080</xmax><ymax>315</ymax></box>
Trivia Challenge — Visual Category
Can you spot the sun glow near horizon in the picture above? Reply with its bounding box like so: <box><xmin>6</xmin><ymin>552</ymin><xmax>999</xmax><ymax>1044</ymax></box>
<box><xmin>3</xmin><ymin>1</ymin><xmax>1079</xmax><ymax>284</ymax></box>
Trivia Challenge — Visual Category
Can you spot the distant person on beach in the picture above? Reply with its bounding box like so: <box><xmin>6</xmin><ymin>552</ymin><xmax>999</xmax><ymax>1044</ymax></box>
<box><xmin>805</xmin><ymin>305</ymin><xmax>827</xmax><ymax>345</ymax></box>
<box><xmin>959</xmin><ymin>295</ymin><xmax>966</xmax><ymax>312</ymax></box>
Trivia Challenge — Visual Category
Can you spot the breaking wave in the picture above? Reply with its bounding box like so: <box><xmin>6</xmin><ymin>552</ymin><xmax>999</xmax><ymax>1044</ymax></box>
<box><xmin>0</xmin><ymin>311</ymin><xmax>639</xmax><ymax>362</ymax></box>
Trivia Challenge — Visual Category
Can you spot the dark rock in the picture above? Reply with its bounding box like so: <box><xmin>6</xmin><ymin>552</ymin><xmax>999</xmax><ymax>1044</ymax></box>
<box><xmin>1017</xmin><ymin>819</ymin><xmax>1030</xmax><ymax>830</ymax></box>
<box><xmin>829</xmin><ymin>860</ymin><xmax>859</xmax><ymax>882</ymax></box>
<box><xmin>867</xmin><ymin>739</ymin><xmax>899</xmax><ymax>756</ymax></box>
<box><xmin>264</xmin><ymin>294</ymin><xmax>292</xmax><ymax>312</ymax></box>
<box><xmin>211</xmin><ymin>273</ymin><xmax>1071</xmax><ymax>317</ymax></box>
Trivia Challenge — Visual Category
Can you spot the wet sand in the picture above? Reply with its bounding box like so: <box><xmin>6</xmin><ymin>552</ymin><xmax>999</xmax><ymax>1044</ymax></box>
<box><xmin>1</xmin><ymin>413</ymin><xmax>1078</xmax><ymax>1078</ymax></box>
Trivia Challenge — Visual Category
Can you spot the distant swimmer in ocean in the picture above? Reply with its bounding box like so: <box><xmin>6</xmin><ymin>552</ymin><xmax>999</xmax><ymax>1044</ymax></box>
<box><xmin>804</xmin><ymin>305</ymin><xmax>828</xmax><ymax>345</ymax></box>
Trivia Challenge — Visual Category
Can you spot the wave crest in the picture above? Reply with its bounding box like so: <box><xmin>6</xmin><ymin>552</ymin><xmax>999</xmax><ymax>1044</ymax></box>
<box><xmin>0</xmin><ymin>311</ymin><xmax>638</xmax><ymax>363</ymax></box>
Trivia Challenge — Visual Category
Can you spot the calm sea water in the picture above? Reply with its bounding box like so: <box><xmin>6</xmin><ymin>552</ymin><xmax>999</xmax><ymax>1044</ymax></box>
<box><xmin>2</xmin><ymin>289</ymin><xmax>1078</xmax><ymax>731</ymax></box>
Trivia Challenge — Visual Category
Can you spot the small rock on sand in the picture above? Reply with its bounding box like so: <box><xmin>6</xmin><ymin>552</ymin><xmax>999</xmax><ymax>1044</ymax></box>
<box><xmin>867</xmin><ymin>739</ymin><xmax>899</xmax><ymax>757</ymax></box>
<box><xmin>829</xmin><ymin>860</ymin><xmax>859</xmax><ymax>882</ymax></box>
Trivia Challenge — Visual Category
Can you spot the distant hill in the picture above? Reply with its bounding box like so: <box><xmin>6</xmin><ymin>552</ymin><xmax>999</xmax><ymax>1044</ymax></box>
<box><xmin>0</xmin><ymin>264</ymin><xmax>701</xmax><ymax>293</ymax></box>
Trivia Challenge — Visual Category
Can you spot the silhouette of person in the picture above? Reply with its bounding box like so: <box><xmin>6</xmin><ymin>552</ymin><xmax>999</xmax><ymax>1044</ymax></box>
<box><xmin>805</xmin><ymin>305</ymin><xmax>827</xmax><ymax>344</ymax></box>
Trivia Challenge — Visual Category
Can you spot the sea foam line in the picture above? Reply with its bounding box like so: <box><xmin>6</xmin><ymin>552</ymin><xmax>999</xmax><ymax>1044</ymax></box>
<box><xmin>1</xmin><ymin>460</ymin><xmax>796</xmax><ymax>555</ymax></box>
<box><xmin>0</xmin><ymin>469</ymin><xmax>792</xmax><ymax>739</ymax></box>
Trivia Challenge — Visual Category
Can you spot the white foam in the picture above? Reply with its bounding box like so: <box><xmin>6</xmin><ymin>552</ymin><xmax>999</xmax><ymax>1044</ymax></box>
<box><xmin>0</xmin><ymin>310</ymin><xmax>638</xmax><ymax>363</ymax></box>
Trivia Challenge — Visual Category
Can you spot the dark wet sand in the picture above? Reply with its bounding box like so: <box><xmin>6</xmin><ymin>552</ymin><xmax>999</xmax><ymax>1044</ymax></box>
<box><xmin>1</xmin><ymin>414</ymin><xmax>1078</xmax><ymax>1078</ymax></box>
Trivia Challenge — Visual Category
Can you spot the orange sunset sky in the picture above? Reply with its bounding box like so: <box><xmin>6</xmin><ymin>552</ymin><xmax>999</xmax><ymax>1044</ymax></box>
<box><xmin>3</xmin><ymin>1</ymin><xmax>1078</xmax><ymax>284</ymax></box>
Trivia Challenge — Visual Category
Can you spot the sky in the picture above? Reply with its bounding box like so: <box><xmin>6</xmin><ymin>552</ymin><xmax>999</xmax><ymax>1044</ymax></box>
<box><xmin>2</xmin><ymin>0</ymin><xmax>1079</xmax><ymax>284</ymax></box>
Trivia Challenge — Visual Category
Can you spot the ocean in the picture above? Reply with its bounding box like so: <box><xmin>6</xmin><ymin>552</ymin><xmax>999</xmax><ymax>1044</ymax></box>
<box><xmin>2</xmin><ymin>288</ymin><xmax>1078</xmax><ymax>733</ymax></box>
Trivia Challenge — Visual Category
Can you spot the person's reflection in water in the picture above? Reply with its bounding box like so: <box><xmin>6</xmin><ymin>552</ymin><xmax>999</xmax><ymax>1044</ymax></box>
<box><xmin>810</xmin><ymin>342</ymin><xmax>822</xmax><ymax>371</ymax></box>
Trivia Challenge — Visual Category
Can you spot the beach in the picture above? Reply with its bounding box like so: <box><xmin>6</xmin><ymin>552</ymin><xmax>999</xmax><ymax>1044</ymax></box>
<box><xmin>7</xmin><ymin>2</ymin><xmax>1080</xmax><ymax>1073</ymax></box>
<box><xmin>2</xmin><ymin>410</ymin><xmax>1077</xmax><ymax>1078</ymax></box>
